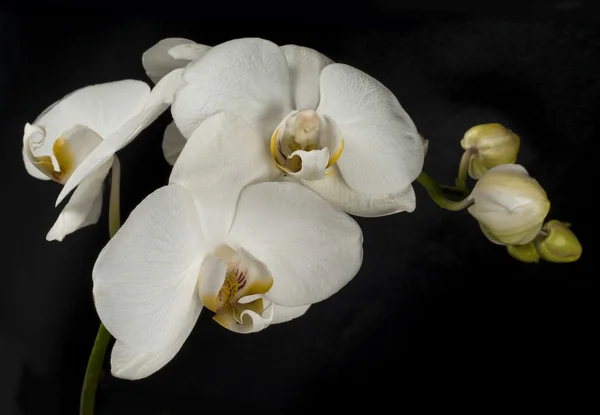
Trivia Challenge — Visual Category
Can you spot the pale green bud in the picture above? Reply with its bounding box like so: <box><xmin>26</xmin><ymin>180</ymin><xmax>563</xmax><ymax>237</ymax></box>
<box><xmin>535</xmin><ymin>220</ymin><xmax>582</xmax><ymax>263</ymax></box>
<box><xmin>507</xmin><ymin>243</ymin><xmax>540</xmax><ymax>263</ymax></box>
<box><xmin>468</xmin><ymin>164</ymin><xmax>550</xmax><ymax>245</ymax></box>
<box><xmin>461</xmin><ymin>123</ymin><xmax>520</xmax><ymax>179</ymax></box>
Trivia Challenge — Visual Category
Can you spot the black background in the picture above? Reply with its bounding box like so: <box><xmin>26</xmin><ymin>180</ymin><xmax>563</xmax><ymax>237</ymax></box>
<box><xmin>1</xmin><ymin>2</ymin><xmax>597</xmax><ymax>414</ymax></box>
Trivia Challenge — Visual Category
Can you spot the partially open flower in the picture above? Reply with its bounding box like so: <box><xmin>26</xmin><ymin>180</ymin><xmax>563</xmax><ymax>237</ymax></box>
<box><xmin>507</xmin><ymin>242</ymin><xmax>540</xmax><ymax>263</ymax></box>
<box><xmin>535</xmin><ymin>220</ymin><xmax>582</xmax><ymax>263</ymax></box>
<box><xmin>22</xmin><ymin>71</ymin><xmax>183</xmax><ymax>241</ymax></box>
<box><xmin>468</xmin><ymin>164</ymin><xmax>550</xmax><ymax>245</ymax></box>
<box><xmin>461</xmin><ymin>123</ymin><xmax>520</xmax><ymax>179</ymax></box>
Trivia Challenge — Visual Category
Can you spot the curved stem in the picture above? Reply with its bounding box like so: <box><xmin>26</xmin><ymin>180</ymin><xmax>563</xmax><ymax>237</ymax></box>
<box><xmin>79</xmin><ymin>156</ymin><xmax>121</xmax><ymax>415</ymax></box>
<box><xmin>417</xmin><ymin>171</ymin><xmax>474</xmax><ymax>211</ymax></box>
<box><xmin>108</xmin><ymin>156</ymin><xmax>121</xmax><ymax>239</ymax></box>
<box><xmin>455</xmin><ymin>149</ymin><xmax>474</xmax><ymax>191</ymax></box>
<box><xmin>79</xmin><ymin>324</ymin><xmax>111</xmax><ymax>415</ymax></box>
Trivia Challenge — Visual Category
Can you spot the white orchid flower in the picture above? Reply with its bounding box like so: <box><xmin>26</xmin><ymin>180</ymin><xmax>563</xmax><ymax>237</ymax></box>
<box><xmin>92</xmin><ymin>111</ymin><xmax>363</xmax><ymax>380</ymax></box>
<box><xmin>22</xmin><ymin>70</ymin><xmax>184</xmax><ymax>241</ymax></box>
<box><xmin>142</xmin><ymin>37</ymin><xmax>425</xmax><ymax>217</ymax></box>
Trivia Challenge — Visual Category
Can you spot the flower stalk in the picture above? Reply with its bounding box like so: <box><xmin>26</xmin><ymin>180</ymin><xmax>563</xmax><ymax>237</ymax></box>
<box><xmin>416</xmin><ymin>171</ymin><xmax>474</xmax><ymax>211</ymax></box>
<box><xmin>79</xmin><ymin>156</ymin><xmax>121</xmax><ymax>415</ymax></box>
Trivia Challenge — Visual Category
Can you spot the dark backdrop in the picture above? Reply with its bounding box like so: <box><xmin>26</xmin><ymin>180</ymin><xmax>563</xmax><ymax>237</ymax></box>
<box><xmin>1</xmin><ymin>3</ymin><xmax>597</xmax><ymax>414</ymax></box>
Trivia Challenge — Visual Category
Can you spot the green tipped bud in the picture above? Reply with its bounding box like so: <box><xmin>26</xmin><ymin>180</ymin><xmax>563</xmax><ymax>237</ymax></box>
<box><xmin>507</xmin><ymin>243</ymin><xmax>540</xmax><ymax>263</ymax></box>
<box><xmin>461</xmin><ymin>123</ymin><xmax>520</xmax><ymax>179</ymax></box>
<box><xmin>535</xmin><ymin>220</ymin><xmax>582</xmax><ymax>263</ymax></box>
<box><xmin>468</xmin><ymin>164</ymin><xmax>550</xmax><ymax>245</ymax></box>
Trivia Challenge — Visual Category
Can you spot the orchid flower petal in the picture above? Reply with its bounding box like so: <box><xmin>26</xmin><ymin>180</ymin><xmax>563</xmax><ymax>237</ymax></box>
<box><xmin>281</xmin><ymin>45</ymin><xmax>333</xmax><ymax>110</ymax></box>
<box><xmin>93</xmin><ymin>185</ymin><xmax>206</xmax><ymax>353</ymax></box>
<box><xmin>142</xmin><ymin>38</ymin><xmax>206</xmax><ymax>84</ymax></box>
<box><xmin>317</xmin><ymin>63</ymin><xmax>424</xmax><ymax>196</ymax></box>
<box><xmin>35</xmin><ymin>80</ymin><xmax>150</xmax><ymax>141</ymax></box>
<box><xmin>110</xmin><ymin>299</ymin><xmax>196</xmax><ymax>380</ymax></box>
<box><xmin>271</xmin><ymin>304</ymin><xmax>311</xmax><ymax>324</ymax></box>
<box><xmin>227</xmin><ymin>182</ymin><xmax>363</xmax><ymax>307</ymax></box>
<box><xmin>301</xmin><ymin>165</ymin><xmax>417</xmax><ymax>217</ymax></box>
<box><xmin>162</xmin><ymin>121</ymin><xmax>187</xmax><ymax>165</ymax></box>
<box><xmin>170</xmin><ymin>112</ymin><xmax>279</xmax><ymax>242</ymax></box>
<box><xmin>22</xmin><ymin>125</ymin><xmax>50</xmax><ymax>180</ymax></box>
<box><xmin>46</xmin><ymin>158</ymin><xmax>112</xmax><ymax>241</ymax></box>
<box><xmin>172</xmin><ymin>38</ymin><xmax>292</xmax><ymax>139</ymax></box>
<box><xmin>168</xmin><ymin>42</ymin><xmax>210</xmax><ymax>61</ymax></box>
<box><xmin>56</xmin><ymin>69</ymin><xmax>184</xmax><ymax>206</ymax></box>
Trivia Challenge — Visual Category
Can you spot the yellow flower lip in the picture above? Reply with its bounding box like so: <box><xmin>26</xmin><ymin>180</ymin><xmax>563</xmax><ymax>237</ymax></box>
<box><xmin>199</xmin><ymin>246</ymin><xmax>274</xmax><ymax>332</ymax></box>
<box><xmin>29</xmin><ymin>135</ymin><xmax>75</xmax><ymax>183</ymax></box>
<box><xmin>326</xmin><ymin>139</ymin><xmax>344</xmax><ymax>168</ymax></box>
<box><xmin>269</xmin><ymin>113</ymin><xmax>344</xmax><ymax>176</ymax></box>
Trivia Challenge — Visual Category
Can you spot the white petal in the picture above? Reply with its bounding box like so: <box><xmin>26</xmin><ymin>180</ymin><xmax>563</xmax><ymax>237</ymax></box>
<box><xmin>142</xmin><ymin>38</ymin><xmax>203</xmax><ymax>84</ymax></box>
<box><xmin>271</xmin><ymin>304</ymin><xmax>310</xmax><ymax>324</ymax></box>
<box><xmin>172</xmin><ymin>38</ymin><xmax>291</xmax><ymax>139</ymax></box>
<box><xmin>170</xmin><ymin>112</ymin><xmax>279</xmax><ymax>242</ymax></box>
<box><xmin>281</xmin><ymin>45</ymin><xmax>333</xmax><ymax>110</ymax></box>
<box><xmin>93</xmin><ymin>185</ymin><xmax>206</xmax><ymax>353</ymax></box>
<box><xmin>287</xmin><ymin>148</ymin><xmax>330</xmax><ymax>180</ymax></box>
<box><xmin>162</xmin><ymin>121</ymin><xmax>187</xmax><ymax>165</ymax></box>
<box><xmin>35</xmin><ymin>80</ymin><xmax>150</xmax><ymax>141</ymax></box>
<box><xmin>317</xmin><ymin>64</ymin><xmax>424</xmax><ymax>196</ymax></box>
<box><xmin>227</xmin><ymin>182</ymin><xmax>363</xmax><ymax>307</ymax></box>
<box><xmin>168</xmin><ymin>43</ymin><xmax>211</xmax><ymax>61</ymax></box>
<box><xmin>143</xmin><ymin>67</ymin><xmax>185</xmax><ymax>108</ymax></box>
<box><xmin>110</xmin><ymin>297</ymin><xmax>197</xmax><ymax>380</ymax></box>
<box><xmin>22</xmin><ymin>124</ymin><xmax>51</xmax><ymax>180</ymax></box>
<box><xmin>46</xmin><ymin>159</ymin><xmax>112</xmax><ymax>241</ymax></box>
<box><xmin>56</xmin><ymin>70</ymin><xmax>184</xmax><ymax>205</ymax></box>
<box><xmin>301</xmin><ymin>165</ymin><xmax>417</xmax><ymax>217</ymax></box>
<box><xmin>23</xmin><ymin>147</ymin><xmax>51</xmax><ymax>180</ymax></box>
<box><xmin>196</xmin><ymin>254</ymin><xmax>227</xmax><ymax>311</ymax></box>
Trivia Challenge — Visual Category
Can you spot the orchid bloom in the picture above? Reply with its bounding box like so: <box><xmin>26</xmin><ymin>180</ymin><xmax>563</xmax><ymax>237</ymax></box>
<box><xmin>92</xmin><ymin>112</ymin><xmax>363</xmax><ymax>380</ymax></box>
<box><xmin>142</xmin><ymin>37</ymin><xmax>425</xmax><ymax>217</ymax></box>
<box><xmin>22</xmin><ymin>70</ymin><xmax>184</xmax><ymax>241</ymax></box>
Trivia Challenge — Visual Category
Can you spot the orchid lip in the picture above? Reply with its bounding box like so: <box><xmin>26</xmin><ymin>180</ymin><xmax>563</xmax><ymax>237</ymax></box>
<box><xmin>270</xmin><ymin>109</ymin><xmax>344</xmax><ymax>180</ymax></box>
<box><xmin>199</xmin><ymin>245</ymin><xmax>274</xmax><ymax>332</ymax></box>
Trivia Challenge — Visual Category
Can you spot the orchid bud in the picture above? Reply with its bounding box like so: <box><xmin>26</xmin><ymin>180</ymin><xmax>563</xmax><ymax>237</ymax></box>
<box><xmin>534</xmin><ymin>220</ymin><xmax>582</xmax><ymax>263</ymax></box>
<box><xmin>460</xmin><ymin>123</ymin><xmax>520</xmax><ymax>179</ymax></box>
<box><xmin>468</xmin><ymin>164</ymin><xmax>550</xmax><ymax>245</ymax></box>
<box><xmin>507</xmin><ymin>242</ymin><xmax>540</xmax><ymax>263</ymax></box>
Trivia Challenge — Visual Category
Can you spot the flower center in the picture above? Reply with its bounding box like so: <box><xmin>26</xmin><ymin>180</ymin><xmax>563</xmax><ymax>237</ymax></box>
<box><xmin>27</xmin><ymin>129</ymin><xmax>75</xmax><ymax>183</ymax></box>
<box><xmin>199</xmin><ymin>245</ymin><xmax>273</xmax><ymax>331</ymax></box>
<box><xmin>270</xmin><ymin>109</ymin><xmax>344</xmax><ymax>180</ymax></box>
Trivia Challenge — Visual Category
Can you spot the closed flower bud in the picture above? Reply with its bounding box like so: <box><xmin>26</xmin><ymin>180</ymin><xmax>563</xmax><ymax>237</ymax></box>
<box><xmin>507</xmin><ymin>242</ymin><xmax>540</xmax><ymax>263</ymax></box>
<box><xmin>468</xmin><ymin>164</ymin><xmax>550</xmax><ymax>245</ymax></box>
<box><xmin>535</xmin><ymin>220</ymin><xmax>582</xmax><ymax>263</ymax></box>
<box><xmin>461</xmin><ymin>123</ymin><xmax>520</xmax><ymax>179</ymax></box>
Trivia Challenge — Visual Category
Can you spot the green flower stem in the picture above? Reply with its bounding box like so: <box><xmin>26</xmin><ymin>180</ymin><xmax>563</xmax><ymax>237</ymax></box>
<box><xmin>79</xmin><ymin>324</ymin><xmax>111</xmax><ymax>415</ymax></box>
<box><xmin>417</xmin><ymin>171</ymin><xmax>474</xmax><ymax>211</ymax></box>
<box><xmin>455</xmin><ymin>149</ymin><xmax>473</xmax><ymax>192</ymax></box>
<box><xmin>79</xmin><ymin>156</ymin><xmax>121</xmax><ymax>415</ymax></box>
<box><xmin>108</xmin><ymin>156</ymin><xmax>121</xmax><ymax>240</ymax></box>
